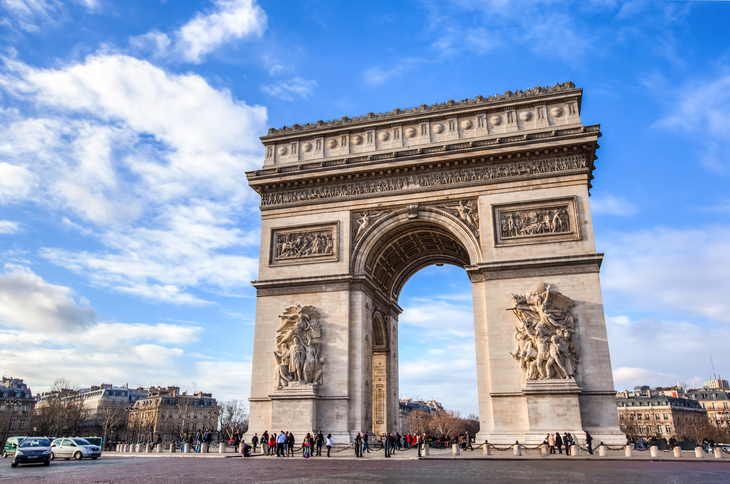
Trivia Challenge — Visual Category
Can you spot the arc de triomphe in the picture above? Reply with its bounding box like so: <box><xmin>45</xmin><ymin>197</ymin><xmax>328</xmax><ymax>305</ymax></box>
<box><xmin>244</xmin><ymin>82</ymin><xmax>624</xmax><ymax>445</ymax></box>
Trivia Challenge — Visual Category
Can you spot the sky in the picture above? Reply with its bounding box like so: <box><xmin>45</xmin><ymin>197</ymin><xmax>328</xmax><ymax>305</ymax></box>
<box><xmin>0</xmin><ymin>0</ymin><xmax>729</xmax><ymax>418</ymax></box>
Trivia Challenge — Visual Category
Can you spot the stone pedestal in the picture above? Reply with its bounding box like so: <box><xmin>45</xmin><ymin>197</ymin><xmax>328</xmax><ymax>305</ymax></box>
<box><xmin>219</xmin><ymin>444</ymin><xmax>226</xmax><ymax>454</ymax></box>
<box><xmin>452</xmin><ymin>444</ymin><xmax>460</xmax><ymax>456</ymax></box>
<box><xmin>650</xmin><ymin>446</ymin><xmax>659</xmax><ymax>458</ymax></box>
<box><xmin>483</xmin><ymin>444</ymin><xmax>491</xmax><ymax>456</ymax></box>
<box><xmin>513</xmin><ymin>443</ymin><xmax>522</xmax><ymax>456</ymax></box>
<box><xmin>673</xmin><ymin>447</ymin><xmax>681</xmax><ymax>458</ymax></box>
<box><xmin>156</xmin><ymin>444</ymin><xmax>162</xmax><ymax>453</ymax></box>
<box><xmin>715</xmin><ymin>448</ymin><xmax>723</xmax><ymax>459</ymax></box>
<box><xmin>695</xmin><ymin>447</ymin><xmax>703</xmax><ymax>458</ymax></box>
<box><xmin>625</xmin><ymin>446</ymin><xmax>633</xmax><ymax>457</ymax></box>
<box><xmin>169</xmin><ymin>444</ymin><xmax>176</xmax><ymax>453</ymax></box>
<box><xmin>423</xmin><ymin>444</ymin><xmax>429</xmax><ymax>456</ymax></box>
<box><xmin>540</xmin><ymin>443</ymin><xmax>548</xmax><ymax>456</ymax></box>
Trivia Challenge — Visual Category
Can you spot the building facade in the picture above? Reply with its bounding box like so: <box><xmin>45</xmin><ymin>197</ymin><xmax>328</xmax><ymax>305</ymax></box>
<box><xmin>0</xmin><ymin>377</ymin><xmax>34</xmax><ymax>440</ymax></box>
<box><xmin>616</xmin><ymin>386</ymin><xmax>706</xmax><ymax>441</ymax></box>
<box><xmin>686</xmin><ymin>379</ymin><xmax>730</xmax><ymax>431</ymax></box>
<box><xmin>127</xmin><ymin>387</ymin><xmax>219</xmax><ymax>445</ymax></box>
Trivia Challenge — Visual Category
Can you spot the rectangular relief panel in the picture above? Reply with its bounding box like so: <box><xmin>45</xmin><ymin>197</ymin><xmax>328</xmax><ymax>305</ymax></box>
<box><xmin>492</xmin><ymin>196</ymin><xmax>580</xmax><ymax>247</ymax></box>
<box><xmin>269</xmin><ymin>222</ymin><xmax>339</xmax><ymax>266</ymax></box>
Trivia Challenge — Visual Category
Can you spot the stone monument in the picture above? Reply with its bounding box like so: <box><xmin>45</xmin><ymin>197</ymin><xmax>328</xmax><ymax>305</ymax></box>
<box><xmin>243</xmin><ymin>82</ymin><xmax>624</xmax><ymax>445</ymax></box>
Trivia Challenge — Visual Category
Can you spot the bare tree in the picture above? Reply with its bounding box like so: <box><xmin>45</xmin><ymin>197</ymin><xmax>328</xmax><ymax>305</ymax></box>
<box><xmin>176</xmin><ymin>398</ymin><xmax>194</xmax><ymax>440</ymax></box>
<box><xmin>218</xmin><ymin>400</ymin><xmax>248</xmax><ymax>441</ymax></box>
<box><xmin>96</xmin><ymin>402</ymin><xmax>126</xmax><ymax>446</ymax></box>
<box><xmin>407</xmin><ymin>410</ymin><xmax>431</xmax><ymax>436</ymax></box>
<box><xmin>430</xmin><ymin>410</ymin><xmax>465</xmax><ymax>440</ymax></box>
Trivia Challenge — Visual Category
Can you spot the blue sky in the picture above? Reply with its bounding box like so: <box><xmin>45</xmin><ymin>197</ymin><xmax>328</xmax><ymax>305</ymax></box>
<box><xmin>1</xmin><ymin>0</ymin><xmax>729</xmax><ymax>417</ymax></box>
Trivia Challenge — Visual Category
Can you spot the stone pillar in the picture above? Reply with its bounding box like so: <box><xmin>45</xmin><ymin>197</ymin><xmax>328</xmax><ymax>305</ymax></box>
<box><xmin>695</xmin><ymin>447</ymin><xmax>703</xmax><ymax>458</ymax></box>
<box><xmin>144</xmin><ymin>444</ymin><xmax>150</xmax><ymax>453</ymax></box>
<box><xmin>452</xmin><ymin>444</ymin><xmax>461</xmax><ymax>456</ymax></box>
<box><xmin>219</xmin><ymin>444</ymin><xmax>226</xmax><ymax>454</ymax></box>
<box><xmin>625</xmin><ymin>445</ymin><xmax>632</xmax><ymax>457</ymax></box>
<box><xmin>598</xmin><ymin>444</ymin><xmax>607</xmax><ymax>457</ymax></box>
<box><xmin>541</xmin><ymin>443</ymin><xmax>549</xmax><ymax>456</ymax></box>
<box><xmin>156</xmin><ymin>444</ymin><xmax>162</xmax><ymax>453</ymax></box>
<box><xmin>423</xmin><ymin>444</ymin><xmax>429</xmax><ymax>456</ymax></box>
<box><xmin>483</xmin><ymin>443</ymin><xmax>491</xmax><ymax>456</ymax></box>
<box><xmin>169</xmin><ymin>443</ymin><xmax>176</xmax><ymax>453</ymax></box>
<box><xmin>650</xmin><ymin>446</ymin><xmax>659</xmax><ymax>458</ymax></box>
<box><xmin>673</xmin><ymin>447</ymin><xmax>681</xmax><ymax>458</ymax></box>
<box><xmin>714</xmin><ymin>448</ymin><xmax>723</xmax><ymax>459</ymax></box>
<box><xmin>513</xmin><ymin>442</ymin><xmax>522</xmax><ymax>456</ymax></box>
<box><xmin>570</xmin><ymin>444</ymin><xmax>578</xmax><ymax>456</ymax></box>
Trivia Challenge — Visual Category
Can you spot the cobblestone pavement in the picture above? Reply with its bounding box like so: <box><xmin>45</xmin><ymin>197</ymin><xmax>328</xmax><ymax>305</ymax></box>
<box><xmin>1</xmin><ymin>454</ymin><xmax>730</xmax><ymax>484</ymax></box>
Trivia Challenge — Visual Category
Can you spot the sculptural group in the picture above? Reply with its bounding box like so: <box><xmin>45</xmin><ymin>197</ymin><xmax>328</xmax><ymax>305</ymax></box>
<box><xmin>273</xmin><ymin>305</ymin><xmax>325</xmax><ymax>390</ymax></box>
<box><xmin>509</xmin><ymin>282</ymin><xmax>580</xmax><ymax>381</ymax></box>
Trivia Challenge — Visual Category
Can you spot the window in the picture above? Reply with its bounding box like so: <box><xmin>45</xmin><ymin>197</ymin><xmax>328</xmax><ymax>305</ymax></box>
<box><xmin>663</xmin><ymin>413</ymin><xmax>669</xmax><ymax>420</ymax></box>
<box><xmin>639</xmin><ymin>426</ymin><xmax>645</xmax><ymax>433</ymax></box>
<box><xmin>630</xmin><ymin>414</ymin><xmax>635</xmax><ymax>421</ymax></box>
<box><xmin>657</xmin><ymin>426</ymin><xmax>662</xmax><ymax>433</ymax></box>
<box><xmin>655</xmin><ymin>414</ymin><xmax>660</xmax><ymax>420</ymax></box>
<box><xmin>645</xmin><ymin>414</ymin><xmax>650</xmax><ymax>420</ymax></box>
<box><xmin>194</xmin><ymin>413</ymin><xmax>198</xmax><ymax>419</ymax></box>
<box><xmin>20</xmin><ymin>420</ymin><xmax>26</xmax><ymax>429</ymax></box>
<box><xmin>702</xmin><ymin>403</ymin><xmax>706</xmax><ymax>409</ymax></box>
<box><xmin>724</xmin><ymin>402</ymin><xmax>728</xmax><ymax>409</ymax></box>
<box><xmin>666</xmin><ymin>426</ymin><xmax>671</xmax><ymax>433</ymax></box>
<box><xmin>168</xmin><ymin>412</ymin><xmax>173</xmax><ymax>418</ymax></box>
<box><xmin>637</xmin><ymin>414</ymin><xmax>642</xmax><ymax>420</ymax></box>
<box><xmin>0</xmin><ymin>404</ymin><xmax>5</xmax><ymax>412</ymax></box>
<box><xmin>619</xmin><ymin>414</ymin><xmax>624</xmax><ymax>420</ymax></box>
<box><xmin>9</xmin><ymin>420</ymin><xmax>15</xmax><ymax>429</ymax></box>
<box><xmin>713</xmin><ymin>403</ymin><xmax>718</xmax><ymax>409</ymax></box>
<box><xmin>23</xmin><ymin>406</ymin><xmax>28</xmax><ymax>414</ymax></box>
<box><xmin>192</xmin><ymin>424</ymin><xmax>197</xmax><ymax>430</ymax></box>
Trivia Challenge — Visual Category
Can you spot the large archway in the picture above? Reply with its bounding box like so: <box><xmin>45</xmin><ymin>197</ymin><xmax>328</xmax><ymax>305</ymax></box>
<box><xmin>245</xmin><ymin>83</ymin><xmax>625</xmax><ymax>446</ymax></box>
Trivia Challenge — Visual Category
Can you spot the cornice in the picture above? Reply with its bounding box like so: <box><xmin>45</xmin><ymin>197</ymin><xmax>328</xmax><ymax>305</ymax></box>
<box><xmin>247</xmin><ymin>124</ymin><xmax>600</xmax><ymax>184</ymax></box>
<box><xmin>467</xmin><ymin>254</ymin><xmax>604</xmax><ymax>282</ymax></box>
<box><xmin>262</xmin><ymin>82</ymin><xmax>580</xmax><ymax>139</ymax></box>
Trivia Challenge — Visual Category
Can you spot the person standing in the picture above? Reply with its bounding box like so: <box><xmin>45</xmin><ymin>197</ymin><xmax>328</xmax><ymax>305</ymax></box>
<box><xmin>277</xmin><ymin>430</ymin><xmax>286</xmax><ymax>457</ymax></box>
<box><xmin>354</xmin><ymin>433</ymin><xmax>363</xmax><ymax>457</ymax></box>
<box><xmin>233</xmin><ymin>432</ymin><xmax>241</xmax><ymax>451</ymax></box>
<box><xmin>326</xmin><ymin>433</ymin><xmax>333</xmax><ymax>457</ymax></box>
<box><xmin>555</xmin><ymin>432</ymin><xmax>563</xmax><ymax>455</ymax></box>
<box><xmin>548</xmin><ymin>433</ymin><xmax>555</xmax><ymax>454</ymax></box>
<box><xmin>585</xmin><ymin>432</ymin><xmax>593</xmax><ymax>455</ymax></box>
<box><xmin>205</xmin><ymin>430</ymin><xmax>212</xmax><ymax>453</ymax></box>
<box><xmin>363</xmin><ymin>432</ymin><xmax>370</xmax><ymax>453</ymax></box>
<box><xmin>563</xmin><ymin>433</ymin><xmax>571</xmax><ymax>455</ymax></box>
<box><xmin>315</xmin><ymin>431</ymin><xmax>324</xmax><ymax>456</ymax></box>
<box><xmin>416</xmin><ymin>434</ymin><xmax>421</xmax><ymax>457</ymax></box>
<box><xmin>269</xmin><ymin>434</ymin><xmax>276</xmax><ymax>455</ymax></box>
<box><xmin>261</xmin><ymin>431</ymin><xmax>268</xmax><ymax>455</ymax></box>
<box><xmin>195</xmin><ymin>430</ymin><xmax>203</xmax><ymax>453</ymax></box>
<box><xmin>287</xmin><ymin>432</ymin><xmax>295</xmax><ymax>457</ymax></box>
<box><xmin>252</xmin><ymin>433</ymin><xmax>259</xmax><ymax>454</ymax></box>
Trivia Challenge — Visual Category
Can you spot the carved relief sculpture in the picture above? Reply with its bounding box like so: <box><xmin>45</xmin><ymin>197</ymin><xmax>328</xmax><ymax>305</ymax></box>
<box><xmin>437</xmin><ymin>200</ymin><xmax>479</xmax><ymax>232</ymax></box>
<box><xmin>353</xmin><ymin>210</ymin><xmax>388</xmax><ymax>242</ymax></box>
<box><xmin>508</xmin><ymin>282</ymin><xmax>580</xmax><ymax>381</ymax></box>
<box><xmin>273</xmin><ymin>305</ymin><xmax>325</xmax><ymax>390</ymax></box>
<box><xmin>270</xmin><ymin>223</ymin><xmax>339</xmax><ymax>266</ymax></box>
<box><xmin>261</xmin><ymin>155</ymin><xmax>587</xmax><ymax>207</ymax></box>
<box><xmin>492</xmin><ymin>197</ymin><xmax>580</xmax><ymax>247</ymax></box>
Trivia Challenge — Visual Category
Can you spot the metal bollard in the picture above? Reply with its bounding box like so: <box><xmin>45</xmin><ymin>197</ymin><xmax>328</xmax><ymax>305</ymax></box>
<box><xmin>598</xmin><ymin>445</ymin><xmax>607</xmax><ymax>457</ymax></box>
<box><xmin>625</xmin><ymin>445</ymin><xmax>633</xmax><ymax>457</ymax></box>
<box><xmin>513</xmin><ymin>442</ymin><xmax>522</xmax><ymax>456</ymax></box>
<box><xmin>452</xmin><ymin>444</ymin><xmax>461</xmax><ymax>456</ymax></box>
<box><xmin>483</xmin><ymin>443</ymin><xmax>491</xmax><ymax>456</ymax></box>
<box><xmin>695</xmin><ymin>447</ymin><xmax>703</xmax><ymax>458</ymax></box>
<box><xmin>650</xmin><ymin>446</ymin><xmax>659</xmax><ymax>458</ymax></box>
<box><xmin>541</xmin><ymin>443</ymin><xmax>549</xmax><ymax>457</ymax></box>
<box><xmin>673</xmin><ymin>447</ymin><xmax>681</xmax><ymax>458</ymax></box>
<box><xmin>715</xmin><ymin>448</ymin><xmax>723</xmax><ymax>459</ymax></box>
<box><xmin>219</xmin><ymin>444</ymin><xmax>226</xmax><ymax>454</ymax></box>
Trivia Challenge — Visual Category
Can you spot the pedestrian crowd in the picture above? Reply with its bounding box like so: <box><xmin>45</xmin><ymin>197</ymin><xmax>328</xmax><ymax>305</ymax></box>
<box><xmin>543</xmin><ymin>431</ymin><xmax>593</xmax><ymax>455</ymax></box>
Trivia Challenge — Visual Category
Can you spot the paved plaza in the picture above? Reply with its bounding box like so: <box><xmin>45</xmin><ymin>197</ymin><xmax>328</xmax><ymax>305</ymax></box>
<box><xmin>2</xmin><ymin>449</ymin><xmax>730</xmax><ymax>484</ymax></box>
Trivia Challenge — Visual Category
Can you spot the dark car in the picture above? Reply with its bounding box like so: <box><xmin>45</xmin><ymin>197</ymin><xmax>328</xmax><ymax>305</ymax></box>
<box><xmin>11</xmin><ymin>437</ymin><xmax>52</xmax><ymax>467</ymax></box>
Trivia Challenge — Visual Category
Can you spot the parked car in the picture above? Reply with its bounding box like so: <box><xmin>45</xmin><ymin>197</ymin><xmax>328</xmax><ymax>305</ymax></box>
<box><xmin>3</xmin><ymin>436</ymin><xmax>28</xmax><ymax>458</ymax></box>
<box><xmin>50</xmin><ymin>438</ymin><xmax>102</xmax><ymax>460</ymax></box>
<box><xmin>11</xmin><ymin>437</ymin><xmax>52</xmax><ymax>467</ymax></box>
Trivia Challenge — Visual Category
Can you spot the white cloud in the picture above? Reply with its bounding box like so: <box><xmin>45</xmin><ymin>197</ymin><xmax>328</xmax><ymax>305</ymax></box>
<box><xmin>130</xmin><ymin>0</ymin><xmax>267</xmax><ymax>63</ymax></box>
<box><xmin>0</xmin><ymin>263</ymin><xmax>97</xmax><ymax>331</ymax></box>
<box><xmin>0</xmin><ymin>220</ymin><xmax>22</xmax><ymax>234</ymax></box>
<box><xmin>0</xmin><ymin>53</ymin><xmax>266</xmax><ymax>304</ymax></box>
<box><xmin>600</xmin><ymin>226</ymin><xmax>730</xmax><ymax>323</ymax></box>
<box><xmin>590</xmin><ymin>194</ymin><xmax>638</xmax><ymax>216</ymax></box>
<box><xmin>259</xmin><ymin>77</ymin><xmax>317</xmax><ymax>101</ymax></box>
<box><xmin>653</xmin><ymin>72</ymin><xmax>730</xmax><ymax>174</ymax></box>
<box><xmin>0</xmin><ymin>0</ymin><xmax>63</xmax><ymax>32</ymax></box>
<box><xmin>607</xmin><ymin>315</ymin><xmax>730</xmax><ymax>392</ymax></box>
<box><xmin>362</xmin><ymin>59</ymin><xmax>422</xmax><ymax>88</ymax></box>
